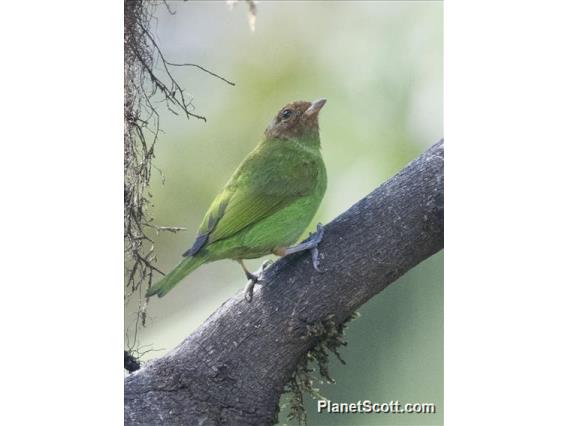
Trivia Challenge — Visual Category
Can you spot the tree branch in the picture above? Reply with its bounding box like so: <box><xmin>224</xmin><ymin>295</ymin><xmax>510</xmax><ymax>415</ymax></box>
<box><xmin>124</xmin><ymin>140</ymin><xmax>444</xmax><ymax>425</ymax></box>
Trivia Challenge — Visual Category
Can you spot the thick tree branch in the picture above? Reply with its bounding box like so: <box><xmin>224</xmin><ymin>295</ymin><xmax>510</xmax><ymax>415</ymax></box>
<box><xmin>124</xmin><ymin>140</ymin><xmax>444</xmax><ymax>425</ymax></box>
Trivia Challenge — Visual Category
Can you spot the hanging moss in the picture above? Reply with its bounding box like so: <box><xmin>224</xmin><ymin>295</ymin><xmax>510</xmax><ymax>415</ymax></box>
<box><xmin>281</xmin><ymin>312</ymin><xmax>360</xmax><ymax>425</ymax></box>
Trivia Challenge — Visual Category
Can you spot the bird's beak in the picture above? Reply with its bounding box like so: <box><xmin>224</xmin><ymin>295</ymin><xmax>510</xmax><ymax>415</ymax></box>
<box><xmin>304</xmin><ymin>98</ymin><xmax>327</xmax><ymax>117</ymax></box>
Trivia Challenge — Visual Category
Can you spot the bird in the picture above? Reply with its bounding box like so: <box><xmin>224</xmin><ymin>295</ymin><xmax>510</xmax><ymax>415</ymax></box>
<box><xmin>146</xmin><ymin>98</ymin><xmax>328</xmax><ymax>301</ymax></box>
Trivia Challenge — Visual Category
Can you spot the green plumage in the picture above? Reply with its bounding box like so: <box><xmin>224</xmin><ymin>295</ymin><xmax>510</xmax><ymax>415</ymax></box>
<box><xmin>147</xmin><ymin>99</ymin><xmax>327</xmax><ymax>298</ymax></box>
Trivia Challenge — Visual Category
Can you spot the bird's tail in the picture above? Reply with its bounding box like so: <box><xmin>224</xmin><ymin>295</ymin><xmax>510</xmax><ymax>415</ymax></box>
<box><xmin>146</xmin><ymin>255</ymin><xmax>207</xmax><ymax>298</ymax></box>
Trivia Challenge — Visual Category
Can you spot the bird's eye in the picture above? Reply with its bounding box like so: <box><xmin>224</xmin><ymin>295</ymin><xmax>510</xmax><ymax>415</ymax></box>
<box><xmin>280</xmin><ymin>109</ymin><xmax>292</xmax><ymax>120</ymax></box>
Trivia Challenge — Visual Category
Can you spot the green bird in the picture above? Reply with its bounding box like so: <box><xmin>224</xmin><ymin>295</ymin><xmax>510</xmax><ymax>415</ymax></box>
<box><xmin>146</xmin><ymin>98</ymin><xmax>328</xmax><ymax>301</ymax></box>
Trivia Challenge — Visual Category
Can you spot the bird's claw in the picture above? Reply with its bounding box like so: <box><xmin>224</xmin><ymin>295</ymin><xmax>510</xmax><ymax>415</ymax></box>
<box><xmin>244</xmin><ymin>279</ymin><xmax>256</xmax><ymax>303</ymax></box>
<box><xmin>309</xmin><ymin>223</ymin><xmax>324</xmax><ymax>272</ymax></box>
<box><xmin>309</xmin><ymin>223</ymin><xmax>325</xmax><ymax>245</ymax></box>
<box><xmin>243</xmin><ymin>259</ymin><xmax>273</xmax><ymax>302</ymax></box>
<box><xmin>310</xmin><ymin>246</ymin><xmax>321</xmax><ymax>272</ymax></box>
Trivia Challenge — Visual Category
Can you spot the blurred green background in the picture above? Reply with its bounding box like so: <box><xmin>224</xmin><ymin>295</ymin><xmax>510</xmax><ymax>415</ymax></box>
<box><xmin>125</xmin><ymin>1</ymin><xmax>443</xmax><ymax>425</ymax></box>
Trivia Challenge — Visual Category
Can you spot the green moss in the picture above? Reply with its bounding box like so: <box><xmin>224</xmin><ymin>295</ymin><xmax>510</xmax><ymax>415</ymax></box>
<box><xmin>280</xmin><ymin>312</ymin><xmax>360</xmax><ymax>425</ymax></box>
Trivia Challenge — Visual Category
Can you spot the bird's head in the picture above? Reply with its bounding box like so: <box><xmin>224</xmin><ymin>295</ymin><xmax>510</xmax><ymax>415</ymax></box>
<box><xmin>264</xmin><ymin>98</ymin><xmax>326</xmax><ymax>144</ymax></box>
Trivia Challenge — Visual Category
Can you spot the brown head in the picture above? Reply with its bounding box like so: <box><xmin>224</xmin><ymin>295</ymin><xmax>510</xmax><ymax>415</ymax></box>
<box><xmin>264</xmin><ymin>98</ymin><xmax>326</xmax><ymax>143</ymax></box>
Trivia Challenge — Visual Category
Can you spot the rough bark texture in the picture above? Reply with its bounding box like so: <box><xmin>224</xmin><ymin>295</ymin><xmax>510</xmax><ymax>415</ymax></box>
<box><xmin>124</xmin><ymin>140</ymin><xmax>444</xmax><ymax>425</ymax></box>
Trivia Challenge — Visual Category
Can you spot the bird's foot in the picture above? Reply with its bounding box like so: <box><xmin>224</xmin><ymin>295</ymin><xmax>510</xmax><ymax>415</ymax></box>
<box><xmin>281</xmin><ymin>223</ymin><xmax>325</xmax><ymax>272</ymax></box>
<box><xmin>308</xmin><ymin>223</ymin><xmax>324</xmax><ymax>272</ymax></box>
<box><xmin>244</xmin><ymin>259</ymin><xmax>273</xmax><ymax>303</ymax></box>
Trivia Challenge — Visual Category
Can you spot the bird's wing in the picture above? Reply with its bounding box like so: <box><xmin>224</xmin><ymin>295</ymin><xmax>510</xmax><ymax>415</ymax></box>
<box><xmin>183</xmin><ymin>146</ymin><xmax>318</xmax><ymax>257</ymax></box>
